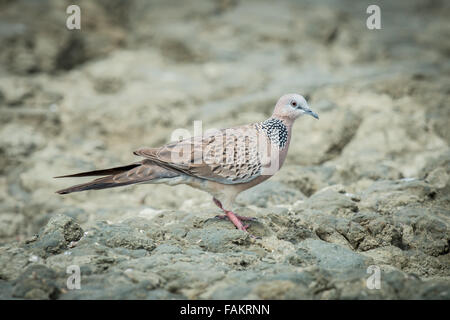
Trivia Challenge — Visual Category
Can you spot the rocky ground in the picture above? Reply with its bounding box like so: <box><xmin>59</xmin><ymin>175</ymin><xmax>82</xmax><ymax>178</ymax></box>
<box><xmin>0</xmin><ymin>0</ymin><xmax>449</xmax><ymax>299</ymax></box>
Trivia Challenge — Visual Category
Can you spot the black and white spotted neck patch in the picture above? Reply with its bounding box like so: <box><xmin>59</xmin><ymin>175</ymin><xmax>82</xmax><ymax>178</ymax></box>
<box><xmin>259</xmin><ymin>118</ymin><xmax>289</xmax><ymax>149</ymax></box>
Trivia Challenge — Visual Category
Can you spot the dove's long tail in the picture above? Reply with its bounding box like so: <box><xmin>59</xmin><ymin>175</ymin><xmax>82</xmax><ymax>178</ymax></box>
<box><xmin>55</xmin><ymin>161</ymin><xmax>179</xmax><ymax>194</ymax></box>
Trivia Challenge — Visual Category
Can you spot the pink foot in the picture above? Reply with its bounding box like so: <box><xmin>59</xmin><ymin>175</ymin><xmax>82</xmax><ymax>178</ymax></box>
<box><xmin>225</xmin><ymin>210</ymin><xmax>247</xmax><ymax>231</ymax></box>
<box><xmin>212</xmin><ymin>198</ymin><xmax>258</xmax><ymax>238</ymax></box>
<box><xmin>213</xmin><ymin>198</ymin><xmax>256</xmax><ymax>221</ymax></box>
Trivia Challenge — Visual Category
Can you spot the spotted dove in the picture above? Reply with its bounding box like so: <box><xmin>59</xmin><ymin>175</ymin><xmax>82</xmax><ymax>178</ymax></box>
<box><xmin>56</xmin><ymin>94</ymin><xmax>319</xmax><ymax>236</ymax></box>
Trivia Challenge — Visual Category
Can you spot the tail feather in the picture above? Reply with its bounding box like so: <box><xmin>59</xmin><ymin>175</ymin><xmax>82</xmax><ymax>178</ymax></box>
<box><xmin>54</xmin><ymin>163</ymin><xmax>141</xmax><ymax>178</ymax></box>
<box><xmin>56</xmin><ymin>176</ymin><xmax>138</xmax><ymax>194</ymax></box>
<box><xmin>55</xmin><ymin>161</ymin><xmax>180</xmax><ymax>195</ymax></box>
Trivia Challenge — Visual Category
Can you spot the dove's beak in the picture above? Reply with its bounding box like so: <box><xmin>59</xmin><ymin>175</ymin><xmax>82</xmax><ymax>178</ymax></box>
<box><xmin>305</xmin><ymin>109</ymin><xmax>319</xmax><ymax>119</ymax></box>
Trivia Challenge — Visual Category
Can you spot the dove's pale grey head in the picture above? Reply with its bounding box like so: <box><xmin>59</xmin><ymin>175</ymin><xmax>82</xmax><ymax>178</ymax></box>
<box><xmin>272</xmin><ymin>93</ymin><xmax>319</xmax><ymax>122</ymax></box>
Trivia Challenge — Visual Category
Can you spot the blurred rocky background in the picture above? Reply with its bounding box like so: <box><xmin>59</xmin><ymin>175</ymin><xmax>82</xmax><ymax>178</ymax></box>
<box><xmin>0</xmin><ymin>0</ymin><xmax>449</xmax><ymax>299</ymax></box>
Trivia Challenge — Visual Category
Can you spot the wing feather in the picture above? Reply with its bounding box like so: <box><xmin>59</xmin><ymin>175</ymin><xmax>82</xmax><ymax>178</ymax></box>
<box><xmin>134</xmin><ymin>124</ymin><xmax>267</xmax><ymax>184</ymax></box>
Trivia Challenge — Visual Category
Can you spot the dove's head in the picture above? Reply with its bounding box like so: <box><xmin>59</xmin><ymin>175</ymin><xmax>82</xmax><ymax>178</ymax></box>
<box><xmin>272</xmin><ymin>93</ymin><xmax>319</xmax><ymax>122</ymax></box>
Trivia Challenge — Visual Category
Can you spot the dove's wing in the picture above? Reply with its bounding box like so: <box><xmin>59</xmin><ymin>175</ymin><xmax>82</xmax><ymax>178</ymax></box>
<box><xmin>134</xmin><ymin>124</ymin><xmax>268</xmax><ymax>184</ymax></box>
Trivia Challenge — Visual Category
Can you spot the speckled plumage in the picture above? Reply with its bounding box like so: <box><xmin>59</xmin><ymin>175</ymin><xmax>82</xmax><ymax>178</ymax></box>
<box><xmin>259</xmin><ymin>118</ymin><xmax>289</xmax><ymax>149</ymax></box>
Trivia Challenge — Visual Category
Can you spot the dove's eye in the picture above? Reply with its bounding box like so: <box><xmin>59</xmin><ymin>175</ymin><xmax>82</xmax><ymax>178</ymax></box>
<box><xmin>291</xmin><ymin>101</ymin><xmax>297</xmax><ymax>107</ymax></box>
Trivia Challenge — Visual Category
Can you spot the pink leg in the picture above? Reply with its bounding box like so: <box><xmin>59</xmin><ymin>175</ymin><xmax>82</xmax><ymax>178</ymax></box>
<box><xmin>212</xmin><ymin>197</ymin><xmax>259</xmax><ymax>238</ymax></box>
<box><xmin>213</xmin><ymin>198</ymin><xmax>256</xmax><ymax>221</ymax></box>
<box><xmin>224</xmin><ymin>210</ymin><xmax>249</xmax><ymax>231</ymax></box>
<box><xmin>213</xmin><ymin>197</ymin><xmax>223</xmax><ymax>209</ymax></box>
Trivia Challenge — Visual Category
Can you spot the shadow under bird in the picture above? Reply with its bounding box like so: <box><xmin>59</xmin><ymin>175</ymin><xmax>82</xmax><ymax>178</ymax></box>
<box><xmin>56</xmin><ymin>93</ymin><xmax>319</xmax><ymax>237</ymax></box>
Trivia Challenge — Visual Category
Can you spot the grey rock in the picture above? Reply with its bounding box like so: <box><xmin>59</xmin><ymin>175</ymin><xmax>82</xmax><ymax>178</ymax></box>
<box><xmin>302</xmin><ymin>188</ymin><xmax>359</xmax><ymax>218</ymax></box>
<box><xmin>0</xmin><ymin>245</ymin><xmax>32</xmax><ymax>281</ymax></box>
<box><xmin>12</xmin><ymin>264</ymin><xmax>60</xmax><ymax>300</ymax></box>
<box><xmin>274</xmin><ymin>165</ymin><xmax>335</xmax><ymax>196</ymax></box>
<box><xmin>41</xmin><ymin>214</ymin><xmax>84</xmax><ymax>243</ymax></box>
<box><xmin>394</xmin><ymin>207</ymin><xmax>449</xmax><ymax>257</ymax></box>
<box><xmin>359</xmin><ymin>179</ymin><xmax>437</xmax><ymax>214</ymax></box>
<box><xmin>0</xmin><ymin>212</ymin><xmax>25</xmax><ymax>240</ymax></box>
<box><xmin>0</xmin><ymin>0</ymin><xmax>126</xmax><ymax>74</ymax></box>
<box><xmin>185</xmin><ymin>227</ymin><xmax>250</xmax><ymax>253</ymax></box>
<box><xmin>237</xmin><ymin>180</ymin><xmax>305</xmax><ymax>207</ymax></box>
<box><xmin>25</xmin><ymin>214</ymin><xmax>83</xmax><ymax>258</ymax></box>
<box><xmin>295</xmin><ymin>239</ymin><xmax>371</xmax><ymax>272</ymax></box>
<box><xmin>85</xmin><ymin>221</ymin><xmax>155</xmax><ymax>252</ymax></box>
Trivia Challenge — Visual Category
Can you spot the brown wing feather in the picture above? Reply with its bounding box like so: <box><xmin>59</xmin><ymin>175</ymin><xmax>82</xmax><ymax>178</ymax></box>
<box><xmin>134</xmin><ymin>124</ymin><xmax>266</xmax><ymax>184</ymax></box>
